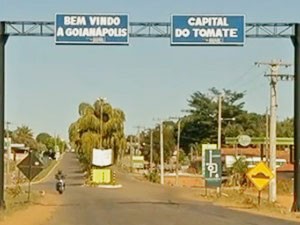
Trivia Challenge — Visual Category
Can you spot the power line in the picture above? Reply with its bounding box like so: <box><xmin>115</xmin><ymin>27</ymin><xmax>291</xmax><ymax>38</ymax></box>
<box><xmin>224</xmin><ymin>65</ymin><xmax>260</xmax><ymax>90</ymax></box>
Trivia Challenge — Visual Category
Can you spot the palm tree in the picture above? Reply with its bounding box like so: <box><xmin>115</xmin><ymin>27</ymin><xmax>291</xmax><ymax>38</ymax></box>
<box><xmin>12</xmin><ymin>125</ymin><xmax>37</xmax><ymax>150</ymax></box>
<box><xmin>14</xmin><ymin>125</ymin><xmax>33</xmax><ymax>139</ymax></box>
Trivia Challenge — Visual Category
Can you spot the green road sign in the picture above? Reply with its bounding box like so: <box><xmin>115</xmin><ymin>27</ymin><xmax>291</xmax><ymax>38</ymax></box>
<box><xmin>202</xmin><ymin>144</ymin><xmax>217</xmax><ymax>176</ymax></box>
<box><xmin>17</xmin><ymin>152</ymin><xmax>44</xmax><ymax>181</ymax></box>
<box><xmin>225</xmin><ymin>137</ymin><xmax>293</xmax><ymax>145</ymax></box>
<box><xmin>132</xmin><ymin>156</ymin><xmax>144</xmax><ymax>169</ymax></box>
<box><xmin>204</xmin><ymin>149</ymin><xmax>222</xmax><ymax>187</ymax></box>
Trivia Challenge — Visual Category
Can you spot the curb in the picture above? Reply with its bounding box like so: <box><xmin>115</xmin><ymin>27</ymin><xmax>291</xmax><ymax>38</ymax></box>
<box><xmin>96</xmin><ymin>184</ymin><xmax>123</xmax><ymax>189</ymax></box>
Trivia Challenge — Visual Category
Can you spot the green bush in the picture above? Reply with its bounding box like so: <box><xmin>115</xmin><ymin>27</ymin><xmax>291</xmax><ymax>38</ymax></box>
<box><xmin>145</xmin><ymin>170</ymin><xmax>160</xmax><ymax>183</ymax></box>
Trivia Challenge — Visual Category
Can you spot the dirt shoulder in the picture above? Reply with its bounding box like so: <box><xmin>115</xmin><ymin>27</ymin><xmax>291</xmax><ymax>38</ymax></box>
<box><xmin>175</xmin><ymin>186</ymin><xmax>300</xmax><ymax>222</ymax></box>
<box><xmin>0</xmin><ymin>191</ymin><xmax>60</xmax><ymax>225</ymax></box>
<box><xmin>127</xmin><ymin>171</ymin><xmax>300</xmax><ymax>222</ymax></box>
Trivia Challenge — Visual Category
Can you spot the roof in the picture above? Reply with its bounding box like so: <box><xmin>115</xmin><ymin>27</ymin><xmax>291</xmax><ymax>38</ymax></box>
<box><xmin>222</xmin><ymin>148</ymin><xmax>260</xmax><ymax>156</ymax></box>
<box><xmin>277</xmin><ymin>163</ymin><xmax>294</xmax><ymax>172</ymax></box>
<box><xmin>221</xmin><ymin>147</ymin><xmax>290</xmax><ymax>161</ymax></box>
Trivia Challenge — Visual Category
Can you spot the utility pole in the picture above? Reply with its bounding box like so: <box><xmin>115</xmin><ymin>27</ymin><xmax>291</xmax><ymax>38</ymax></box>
<box><xmin>170</xmin><ymin>116</ymin><xmax>181</xmax><ymax>186</ymax></box>
<box><xmin>0</xmin><ymin>22</ymin><xmax>8</xmax><ymax>210</ymax></box>
<box><xmin>176</xmin><ymin>120</ymin><xmax>181</xmax><ymax>186</ymax></box>
<box><xmin>160</xmin><ymin>121</ymin><xmax>164</xmax><ymax>185</ymax></box>
<box><xmin>256</xmin><ymin>60</ymin><xmax>293</xmax><ymax>203</ymax></box>
<box><xmin>130</xmin><ymin>135</ymin><xmax>133</xmax><ymax>172</ymax></box>
<box><xmin>217</xmin><ymin>95</ymin><xmax>222</xmax><ymax>196</ymax></box>
<box><xmin>154</xmin><ymin>119</ymin><xmax>165</xmax><ymax>185</ymax></box>
<box><xmin>100</xmin><ymin>104</ymin><xmax>103</xmax><ymax>149</ymax></box>
<box><xmin>265</xmin><ymin>108</ymin><xmax>269</xmax><ymax>166</ymax></box>
<box><xmin>150</xmin><ymin>129</ymin><xmax>153</xmax><ymax>173</ymax></box>
<box><xmin>217</xmin><ymin>95</ymin><xmax>222</xmax><ymax>150</ymax></box>
<box><xmin>292</xmin><ymin>25</ymin><xmax>300</xmax><ymax>211</ymax></box>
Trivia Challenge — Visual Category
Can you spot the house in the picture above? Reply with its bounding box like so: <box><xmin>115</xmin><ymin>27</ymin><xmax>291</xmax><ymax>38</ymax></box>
<box><xmin>4</xmin><ymin>138</ymin><xmax>29</xmax><ymax>161</ymax></box>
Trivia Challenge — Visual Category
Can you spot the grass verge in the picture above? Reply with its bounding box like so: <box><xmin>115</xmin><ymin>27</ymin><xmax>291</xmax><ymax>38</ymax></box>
<box><xmin>0</xmin><ymin>159</ymin><xmax>60</xmax><ymax>219</ymax></box>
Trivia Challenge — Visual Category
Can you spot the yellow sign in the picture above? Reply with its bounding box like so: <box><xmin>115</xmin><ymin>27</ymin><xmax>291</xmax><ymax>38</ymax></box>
<box><xmin>92</xmin><ymin>169</ymin><xmax>111</xmax><ymax>184</ymax></box>
<box><xmin>246</xmin><ymin>162</ymin><xmax>274</xmax><ymax>191</ymax></box>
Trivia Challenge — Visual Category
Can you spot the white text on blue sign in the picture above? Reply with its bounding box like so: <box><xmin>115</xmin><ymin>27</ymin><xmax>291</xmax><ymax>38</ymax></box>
<box><xmin>171</xmin><ymin>15</ymin><xmax>245</xmax><ymax>46</ymax></box>
<box><xmin>55</xmin><ymin>14</ymin><xmax>129</xmax><ymax>45</ymax></box>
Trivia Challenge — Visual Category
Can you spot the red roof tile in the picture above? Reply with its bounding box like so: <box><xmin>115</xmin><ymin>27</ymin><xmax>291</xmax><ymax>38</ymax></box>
<box><xmin>277</xmin><ymin>163</ymin><xmax>294</xmax><ymax>172</ymax></box>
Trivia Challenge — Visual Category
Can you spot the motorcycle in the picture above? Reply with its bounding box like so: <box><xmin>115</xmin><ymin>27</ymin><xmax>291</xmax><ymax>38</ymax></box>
<box><xmin>56</xmin><ymin>179</ymin><xmax>65</xmax><ymax>194</ymax></box>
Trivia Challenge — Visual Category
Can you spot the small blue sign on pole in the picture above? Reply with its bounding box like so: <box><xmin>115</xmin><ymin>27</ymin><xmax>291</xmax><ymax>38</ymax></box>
<box><xmin>55</xmin><ymin>14</ymin><xmax>129</xmax><ymax>45</ymax></box>
<box><xmin>171</xmin><ymin>15</ymin><xmax>245</xmax><ymax>46</ymax></box>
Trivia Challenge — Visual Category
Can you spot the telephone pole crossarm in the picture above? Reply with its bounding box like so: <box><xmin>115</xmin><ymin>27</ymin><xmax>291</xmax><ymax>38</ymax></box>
<box><xmin>264</xmin><ymin>74</ymin><xmax>294</xmax><ymax>81</ymax></box>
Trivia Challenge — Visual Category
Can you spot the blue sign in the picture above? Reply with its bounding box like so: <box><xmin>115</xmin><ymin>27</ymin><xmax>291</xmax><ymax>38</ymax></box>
<box><xmin>171</xmin><ymin>15</ymin><xmax>245</xmax><ymax>46</ymax></box>
<box><xmin>55</xmin><ymin>14</ymin><xmax>129</xmax><ymax>45</ymax></box>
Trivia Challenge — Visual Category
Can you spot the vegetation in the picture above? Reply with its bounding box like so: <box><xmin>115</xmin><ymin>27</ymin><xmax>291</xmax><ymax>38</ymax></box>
<box><xmin>68</xmin><ymin>99</ymin><xmax>127</xmax><ymax>170</ymax></box>
<box><xmin>8</xmin><ymin>125</ymin><xmax>66</xmax><ymax>154</ymax></box>
<box><xmin>64</xmin><ymin>88</ymin><xmax>293</xmax><ymax>174</ymax></box>
<box><xmin>138</xmin><ymin>87</ymin><xmax>293</xmax><ymax>165</ymax></box>
<box><xmin>226</xmin><ymin>156</ymin><xmax>249</xmax><ymax>187</ymax></box>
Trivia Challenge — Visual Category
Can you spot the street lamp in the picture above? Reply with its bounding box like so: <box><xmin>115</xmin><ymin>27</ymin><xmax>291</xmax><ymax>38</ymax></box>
<box><xmin>217</xmin><ymin>95</ymin><xmax>236</xmax><ymax>149</ymax></box>
<box><xmin>97</xmin><ymin>97</ymin><xmax>107</xmax><ymax>149</ymax></box>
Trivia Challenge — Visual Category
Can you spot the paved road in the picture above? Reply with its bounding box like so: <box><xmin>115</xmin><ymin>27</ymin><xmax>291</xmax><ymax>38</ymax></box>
<box><xmin>36</xmin><ymin>153</ymin><xmax>299</xmax><ymax>225</ymax></box>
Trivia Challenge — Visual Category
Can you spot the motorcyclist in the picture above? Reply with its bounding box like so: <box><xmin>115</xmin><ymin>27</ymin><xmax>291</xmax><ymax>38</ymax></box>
<box><xmin>55</xmin><ymin>170</ymin><xmax>65</xmax><ymax>180</ymax></box>
<box><xmin>55</xmin><ymin>170</ymin><xmax>66</xmax><ymax>188</ymax></box>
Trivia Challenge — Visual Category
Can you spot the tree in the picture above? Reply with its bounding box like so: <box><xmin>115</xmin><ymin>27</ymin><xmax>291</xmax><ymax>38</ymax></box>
<box><xmin>277</xmin><ymin>117</ymin><xmax>293</xmax><ymax>137</ymax></box>
<box><xmin>141</xmin><ymin>122</ymin><xmax>176</xmax><ymax>164</ymax></box>
<box><xmin>36</xmin><ymin>132</ymin><xmax>52</xmax><ymax>143</ymax></box>
<box><xmin>12</xmin><ymin>125</ymin><xmax>38</xmax><ymax>150</ymax></box>
<box><xmin>68</xmin><ymin>98</ymin><xmax>127</xmax><ymax>169</ymax></box>
<box><xmin>180</xmin><ymin>88</ymin><xmax>246</xmax><ymax>154</ymax></box>
<box><xmin>14</xmin><ymin>126</ymin><xmax>33</xmax><ymax>140</ymax></box>
<box><xmin>36</xmin><ymin>132</ymin><xmax>53</xmax><ymax>150</ymax></box>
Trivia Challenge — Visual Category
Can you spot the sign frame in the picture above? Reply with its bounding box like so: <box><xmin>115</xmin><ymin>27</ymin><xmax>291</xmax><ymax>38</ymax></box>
<box><xmin>171</xmin><ymin>14</ymin><xmax>245</xmax><ymax>46</ymax></box>
<box><xmin>55</xmin><ymin>13</ymin><xmax>130</xmax><ymax>45</ymax></box>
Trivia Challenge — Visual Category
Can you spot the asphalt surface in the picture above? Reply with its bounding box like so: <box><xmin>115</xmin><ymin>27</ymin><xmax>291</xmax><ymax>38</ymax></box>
<box><xmin>35</xmin><ymin>153</ymin><xmax>299</xmax><ymax>225</ymax></box>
